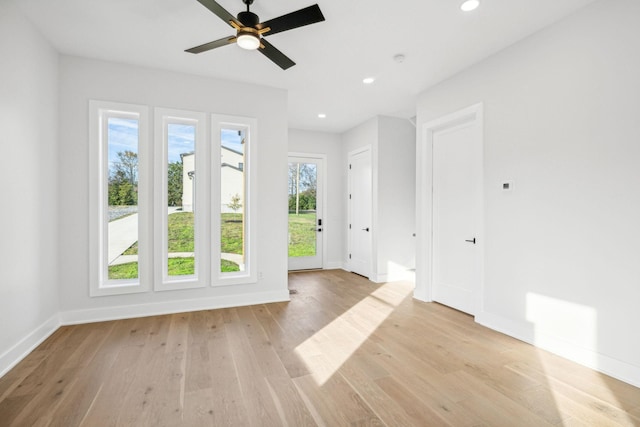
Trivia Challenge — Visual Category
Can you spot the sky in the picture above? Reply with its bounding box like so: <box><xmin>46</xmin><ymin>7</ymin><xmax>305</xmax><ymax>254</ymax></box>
<box><xmin>167</xmin><ymin>123</ymin><xmax>195</xmax><ymax>163</ymax></box>
<box><xmin>107</xmin><ymin>118</ymin><xmax>245</xmax><ymax>171</ymax></box>
<box><xmin>107</xmin><ymin>117</ymin><xmax>138</xmax><ymax>168</ymax></box>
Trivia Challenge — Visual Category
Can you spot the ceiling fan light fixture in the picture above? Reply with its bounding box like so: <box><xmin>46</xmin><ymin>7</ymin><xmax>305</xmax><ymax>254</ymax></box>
<box><xmin>185</xmin><ymin>0</ymin><xmax>326</xmax><ymax>69</ymax></box>
<box><xmin>237</xmin><ymin>31</ymin><xmax>260</xmax><ymax>50</ymax></box>
<box><xmin>460</xmin><ymin>0</ymin><xmax>480</xmax><ymax>12</ymax></box>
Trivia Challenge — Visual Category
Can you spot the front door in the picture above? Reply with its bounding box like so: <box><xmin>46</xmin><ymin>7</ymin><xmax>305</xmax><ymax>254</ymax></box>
<box><xmin>348</xmin><ymin>148</ymin><xmax>372</xmax><ymax>278</ymax></box>
<box><xmin>432</xmin><ymin>120</ymin><xmax>482</xmax><ymax>315</ymax></box>
<box><xmin>288</xmin><ymin>156</ymin><xmax>323</xmax><ymax>270</ymax></box>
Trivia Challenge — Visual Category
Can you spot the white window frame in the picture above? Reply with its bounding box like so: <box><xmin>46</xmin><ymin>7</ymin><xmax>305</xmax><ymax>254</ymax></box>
<box><xmin>89</xmin><ymin>100</ymin><xmax>151</xmax><ymax>296</ymax></box>
<box><xmin>211</xmin><ymin>114</ymin><xmax>258</xmax><ymax>286</ymax></box>
<box><xmin>154</xmin><ymin>108</ymin><xmax>208</xmax><ymax>291</ymax></box>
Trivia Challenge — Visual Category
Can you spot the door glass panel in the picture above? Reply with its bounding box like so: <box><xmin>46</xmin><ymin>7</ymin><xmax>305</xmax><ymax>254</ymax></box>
<box><xmin>167</xmin><ymin>123</ymin><xmax>196</xmax><ymax>277</ymax></box>
<box><xmin>107</xmin><ymin>117</ymin><xmax>139</xmax><ymax>280</ymax></box>
<box><xmin>288</xmin><ymin>162</ymin><xmax>317</xmax><ymax>257</ymax></box>
<box><xmin>220</xmin><ymin>127</ymin><xmax>246</xmax><ymax>273</ymax></box>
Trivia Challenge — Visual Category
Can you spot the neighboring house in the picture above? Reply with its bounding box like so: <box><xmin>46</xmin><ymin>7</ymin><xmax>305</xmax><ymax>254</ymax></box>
<box><xmin>181</xmin><ymin>146</ymin><xmax>244</xmax><ymax>213</ymax></box>
<box><xmin>180</xmin><ymin>151</ymin><xmax>195</xmax><ymax>212</ymax></box>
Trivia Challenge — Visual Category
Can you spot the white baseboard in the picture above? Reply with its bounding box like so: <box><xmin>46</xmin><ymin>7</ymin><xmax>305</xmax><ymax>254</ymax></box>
<box><xmin>370</xmin><ymin>274</ymin><xmax>385</xmax><ymax>283</ymax></box>
<box><xmin>375</xmin><ymin>270</ymin><xmax>416</xmax><ymax>283</ymax></box>
<box><xmin>60</xmin><ymin>290</ymin><xmax>290</xmax><ymax>325</ymax></box>
<box><xmin>0</xmin><ymin>314</ymin><xmax>61</xmax><ymax>378</ymax></box>
<box><xmin>476</xmin><ymin>311</ymin><xmax>640</xmax><ymax>388</ymax></box>
<box><xmin>323</xmin><ymin>261</ymin><xmax>343</xmax><ymax>270</ymax></box>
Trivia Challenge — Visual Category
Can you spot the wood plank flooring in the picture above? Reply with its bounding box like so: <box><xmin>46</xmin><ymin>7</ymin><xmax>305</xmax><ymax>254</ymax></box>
<box><xmin>1</xmin><ymin>269</ymin><xmax>639</xmax><ymax>426</ymax></box>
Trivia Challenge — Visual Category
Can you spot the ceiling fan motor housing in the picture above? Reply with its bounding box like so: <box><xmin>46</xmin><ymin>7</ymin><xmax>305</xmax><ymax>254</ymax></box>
<box><xmin>237</xmin><ymin>11</ymin><xmax>259</xmax><ymax>27</ymax></box>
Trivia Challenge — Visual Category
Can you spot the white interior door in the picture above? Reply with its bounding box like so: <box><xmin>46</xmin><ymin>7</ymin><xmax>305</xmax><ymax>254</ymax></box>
<box><xmin>432</xmin><ymin>121</ymin><xmax>482</xmax><ymax>315</ymax></box>
<box><xmin>288</xmin><ymin>156</ymin><xmax>323</xmax><ymax>270</ymax></box>
<box><xmin>348</xmin><ymin>148</ymin><xmax>372</xmax><ymax>278</ymax></box>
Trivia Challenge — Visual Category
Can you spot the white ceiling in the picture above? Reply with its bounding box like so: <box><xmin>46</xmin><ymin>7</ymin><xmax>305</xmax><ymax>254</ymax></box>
<box><xmin>16</xmin><ymin>0</ymin><xmax>596</xmax><ymax>133</ymax></box>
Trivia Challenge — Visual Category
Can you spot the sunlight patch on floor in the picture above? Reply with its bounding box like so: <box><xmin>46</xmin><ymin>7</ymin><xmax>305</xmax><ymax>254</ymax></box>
<box><xmin>294</xmin><ymin>280</ymin><xmax>413</xmax><ymax>386</ymax></box>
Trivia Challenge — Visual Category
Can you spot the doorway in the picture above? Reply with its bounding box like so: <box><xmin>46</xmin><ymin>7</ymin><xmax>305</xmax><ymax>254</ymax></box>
<box><xmin>288</xmin><ymin>155</ymin><xmax>324</xmax><ymax>270</ymax></box>
<box><xmin>348</xmin><ymin>147</ymin><xmax>372</xmax><ymax>278</ymax></box>
<box><xmin>415</xmin><ymin>104</ymin><xmax>484</xmax><ymax>315</ymax></box>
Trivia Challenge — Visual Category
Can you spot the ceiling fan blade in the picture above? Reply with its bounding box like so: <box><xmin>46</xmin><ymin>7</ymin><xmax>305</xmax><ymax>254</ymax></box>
<box><xmin>195</xmin><ymin>0</ymin><xmax>242</xmax><ymax>28</ymax></box>
<box><xmin>185</xmin><ymin>36</ymin><xmax>235</xmax><ymax>54</ymax></box>
<box><xmin>257</xmin><ymin>4</ymin><xmax>325</xmax><ymax>37</ymax></box>
<box><xmin>259</xmin><ymin>39</ymin><xmax>295</xmax><ymax>70</ymax></box>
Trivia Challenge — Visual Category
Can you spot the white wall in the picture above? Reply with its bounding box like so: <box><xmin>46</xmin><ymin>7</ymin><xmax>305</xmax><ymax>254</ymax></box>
<box><xmin>377</xmin><ymin>116</ymin><xmax>416</xmax><ymax>281</ymax></box>
<box><xmin>341</xmin><ymin>116</ymin><xmax>416</xmax><ymax>282</ymax></box>
<box><xmin>57</xmin><ymin>56</ymin><xmax>289</xmax><ymax>321</ymax></box>
<box><xmin>416</xmin><ymin>0</ymin><xmax>640</xmax><ymax>386</ymax></box>
<box><xmin>288</xmin><ymin>129</ymin><xmax>343</xmax><ymax>269</ymax></box>
<box><xmin>0</xmin><ymin>1</ymin><xmax>60</xmax><ymax>375</ymax></box>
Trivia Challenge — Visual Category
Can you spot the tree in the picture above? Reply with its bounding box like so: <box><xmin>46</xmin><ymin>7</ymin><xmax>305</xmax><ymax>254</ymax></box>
<box><xmin>288</xmin><ymin>162</ymin><xmax>317</xmax><ymax>214</ymax></box>
<box><xmin>108</xmin><ymin>150</ymin><xmax>138</xmax><ymax>206</ymax></box>
<box><xmin>228</xmin><ymin>193</ymin><xmax>242</xmax><ymax>212</ymax></box>
<box><xmin>113</xmin><ymin>150</ymin><xmax>138</xmax><ymax>185</ymax></box>
<box><xmin>298</xmin><ymin>163</ymin><xmax>316</xmax><ymax>198</ymax></box>
<box><xmin>167</xmin><ymin>161</ymin><xmax>183</xmax><ymax>207</ymax></box>
<box><xmin>117</xmin><ymin>182</ymin><xmax>136</xmax><ymax>205</ymax></box>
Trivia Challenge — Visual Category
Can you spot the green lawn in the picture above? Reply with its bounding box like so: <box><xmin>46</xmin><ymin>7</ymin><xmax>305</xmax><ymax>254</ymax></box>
<box><xmin>108</xmin><ymin>261</ymin><xmax>138</xmax><ymax>280</ymax></box>
<box><xmin>221</xmin><ymin>212</ymin><xmax>243</xmax><ymax>254</ymax></box>
<box><xmin>108</xmin><ymin>257</ymin><xmax>239</xmax><ymax>279</ymax></box>
<box><xmin>168</xmin><ymin>212</ymin><xmax>195</xmax><ymax>252</ymax></box>
<box><xmin>110</xmin><ymin>211</ymin><xmax>317</xmax><ymax>280</ymax></box>
<box><xmin>122</xmin><ymin>212</ymin><xmax>244</xmax><ymax>256</ymax></box>
<box><xmin>288</xmin><ymin>212</ymin><xmax>316</xmax><ymax>257</ymax></box>
<box><xmin>123</xmin><ymin>212</ymin><xmax>196</xmax><ymax>255</ymax></box>
<box><xmin>111</xmin><ymin>211</ymin><xmax>244</xmax><ymax>280</ymax></box>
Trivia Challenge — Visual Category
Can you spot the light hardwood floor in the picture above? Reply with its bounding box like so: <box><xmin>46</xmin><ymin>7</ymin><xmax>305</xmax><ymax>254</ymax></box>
<box><xmin>1</xmin><ymin>270</ymin><xmax>639</xmax><ymax>426</ymax></box>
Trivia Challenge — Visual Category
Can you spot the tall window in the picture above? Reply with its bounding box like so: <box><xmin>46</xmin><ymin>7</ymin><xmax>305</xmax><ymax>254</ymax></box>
<box><xmin>154</xmin><ymin>109</ymin><xmax>206</xmax><ymax>291</ymax></box>
<box><xmin>212</xmin><ymin>115</ymin><xmax>257</xmax><ymax>285</ymax></box>
<box><xmin>90</xmin><ymin>101</ymin><xmax>150</xmax><ymax>296</ymax></box>
<box><xmin>90</xmin><ymin>105</ymin><xmax>257</xmax><ymax>296</ymax></box>
<box><xmin>107</xmin><ymin>117</ymin><xmax>140</xmax><ymax>280</ymax></box>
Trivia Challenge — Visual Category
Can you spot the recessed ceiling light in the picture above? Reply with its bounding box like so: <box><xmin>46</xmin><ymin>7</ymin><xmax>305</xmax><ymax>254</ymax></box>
<box><xmin>363</xmin><ymin>77</ymin><xmax>375</xmax><ymax>84</ymax></box>
<box><xmin>460</xmin><ymin>0</ymin><xmax>480</xmax><ymax>12</ymax></box>
<box><xmin>318</xmin><ymin>113</ymin><xmax>326</xmax><ymax>119</ymax></box>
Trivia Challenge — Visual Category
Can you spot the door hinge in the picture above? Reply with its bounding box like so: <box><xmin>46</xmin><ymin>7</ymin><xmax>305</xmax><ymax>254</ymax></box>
<box><xmin>349</xmin><ymin>254</ymin><xmax>352</xmax><ymax>259</ymax></box>
<box><xmin>349</xmin><ymin>224</ymin><xmax>351</xmax><ymax>229</ymax></box>
<box><xmin>349</xmin><ymin>164</ymin><xmax>352</xmax><ymax>169</ymax></box>
<box><xmin>349</xmin><ymin>194</ymin><xmax>352</xmax><ymax>199</ymax></box>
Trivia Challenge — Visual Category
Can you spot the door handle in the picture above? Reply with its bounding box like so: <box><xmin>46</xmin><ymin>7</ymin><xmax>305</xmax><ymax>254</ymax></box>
<box><xmin>465</xmin><ymin>238</ymin><xmax>476</xmax><ymax>244</ymax></box>
<box><xmin>317</xmin><ymin>228</ymin><xmax>322</xmax><ymax>232</ymax></box>
<box><xmin>362</xmin><ymin>227</ymin><xmax>370</xmax><ymax>232</ymax></box>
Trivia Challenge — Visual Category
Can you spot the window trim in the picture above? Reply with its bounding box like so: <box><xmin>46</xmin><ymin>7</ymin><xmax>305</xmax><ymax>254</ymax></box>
<box><xmin>211</xmin><ymin>114</ymin><xmax>258</xmax><ymax>286</ymax></box>
<box><xmin>90</xmin><ymin>104</ymin><xmax>259</xmax><ymax>295</ymax></box>
<box><xmin>89</xmin><ymin>100</ymin><xmax>151</xmax><ymax>297</ymax></box>
<box><xmin>153</xmin><ymin>108</ymin><xmax>208</xmax><ymax>291</ymax></box>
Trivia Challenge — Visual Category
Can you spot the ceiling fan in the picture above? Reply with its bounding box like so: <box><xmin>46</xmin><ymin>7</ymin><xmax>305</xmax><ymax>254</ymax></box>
<box><xmin>185</xmin><ymin>0</ymin><xmax>325</xmax><ymax>70</ymax></box>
